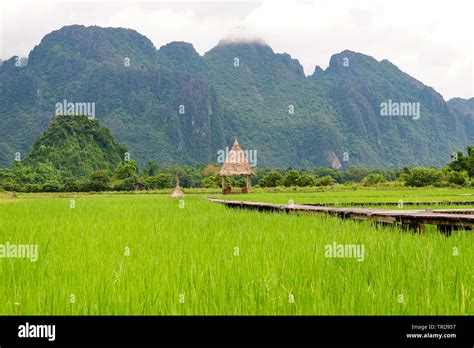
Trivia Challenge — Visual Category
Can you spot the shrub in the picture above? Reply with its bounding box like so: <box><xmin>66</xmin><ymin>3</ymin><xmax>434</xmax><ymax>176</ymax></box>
<box><xmin>281</xmin><ymin>170</ymin><xmax>301</xmax><ymax>187</ymax></box>
<box><xmin>362</xmin><ymin>173</ymin><xmax>386</xmax><ymax>186</ymax></box>
<box><xmin>113</xmin><ymin>177</ymin><xmax>137</xmax><ymax>191</ymax></box>
<box><xmin>41</xmin><ymin>180</ymin><xmax>63</xmax><ymax>192</ymax></box>
<box><xmin>201</xmin><ymin>175</ymin><xmax>221</xmax><ymax>188</ymax></box>
<box><xmin>144</xmin><ymin>173</ymin><xmax>173</xmax><ymax>189</ymax></box>
<box><xmin>63</xmin><ymin>178</ymin><xmax>87</xmax><ymax>192</ymax></box>
<box><xmin>159</xmin><ymin>173</ymin><xmax>174</xmax><ymax>189</ymax></box>
<box><xmin>315</xmin><ymin>175</ymin><xmax>336</xmax><ymax>186</ymax></box>
<box><xmin>259</xmin><ymin>171</ymin><xmax>284</xmax><ymax>187</ymax></box>
<box><xmin>297</xmin><ymin>174</ymin><xmax>316</xmax><ymax>187</ymax></box>
<box><xmin>23</xmin><ymin>183</ymin><xmax>42</xmax><ymax>192</ymax></box>
<box><xmin>2</xmin><ymin>178</ymin><xmax>21</xmax><ymax>192</ymax></box>
<box><xmin>447</xmin><ymin>170</ymin><xmax>469</xmax><ymax>186</ymax></box>
<box><xmin>114</xmin><ymin>161</ymin><xmax>138</xmax><ymax>180</ymax></box>
<box><xmin>402</xmin><ymin>168</ymin><xmax>443</xmax><ymax>187</ymax></box>
<box><xmin>88</xmin><ymin>170</ymin><xmax>111</xmax><ymax>191</ymax></box>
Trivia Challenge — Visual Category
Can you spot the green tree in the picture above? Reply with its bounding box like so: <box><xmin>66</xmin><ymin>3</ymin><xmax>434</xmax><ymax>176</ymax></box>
<box><xmin>343</xmin><ymin>167</ymin><xmax>370</xmax><ymax>183</ymax></box>
<box><xmin>362</xmin><ymin>173</ymin><xmax>386</xmax><ymax>186</ymax></box>
<box><xmin>259</xmin><ymin>170</ymin><xmax>284</xmax><ymax>187</ymax></box>
<box><xmin>282</xmin><ymin>170</ymin><xmax>301</xmax><ymax>187</ymax></box>
<box><xmin>402</xmin><ymin>168</ymin><xmax>444</xmax><ymax>187</ymax></box>
<box><xmin>89</xmin><ymin>170</ymin><xmax>111</xmax><ymax>191</ymax></box>
<box><xmin>63</xmin><ymin>178</ymin><xmax>87</xmax><ymax>192</ymax></box>
<box><xmin>448</xmin><ymin>151</ymin><xmax>468</xmax><ymax>172</ymax></box>
<box><xmin>448</xmin><ymin>146</ymin><xmax>474</xmax><ymax>177</ymax></box>
<box><xmin>114</xmin><ymin>161</ymin><xmax>138</xmax><ymax>180</ymax></box>
<box><xmin>467</xmin><ymin>146</ymin><xmax>474</xmax><ymax>177</ymax></box>
<box><xmin>201</xmin><ymin>175</ymin><xmax>220</xmax><ymax>188</ymax></box>
<box><xmin>2</xmin><ymin>178</ymin><xmax>21</xmax><ymax>192</ymax></box>
<box><xmin>315</xmin><ymin>175</ymin><xmax>336</xmax><ymax>186</ymax></box>
<box><xmin>114</xmin><ymin>177</ymin><xmax>137</xmax><ymax>191</ymax></box>
<box><xmin>297</xmin><ymin>174</ymin><xmax>316</xmax><ymax>187</ymax></box>
<box><xmin>41</xmin><ymin>180</ymin><xmax>63</xmax><ymax>192</ymax></box>
<box><xmin>447</xmin><ymin>170</ymin><xmax>469</xmax><ymax>186</ymax></box>
<box><xmin>156</xmin><ymin>173</ymin><xmax>174</xmax><ymax>189</ymax></box>
<box><xmin>143</xmin><ymin>161</ymin><xmax>160</xmax><ymax>176</ymax></box>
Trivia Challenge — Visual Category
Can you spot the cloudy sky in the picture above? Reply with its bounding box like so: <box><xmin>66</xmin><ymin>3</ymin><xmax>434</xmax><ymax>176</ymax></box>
<box><xmin>1</xmin><ymin>0</ymin><xmax>472</xmax><ymax>99</ymax></box>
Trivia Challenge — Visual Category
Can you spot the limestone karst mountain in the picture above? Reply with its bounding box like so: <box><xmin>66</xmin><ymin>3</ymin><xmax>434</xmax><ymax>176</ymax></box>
<box><xmin>1</xmin><ymin>25</ymin><xmax>472</xmax><ymax>169</ymax></box>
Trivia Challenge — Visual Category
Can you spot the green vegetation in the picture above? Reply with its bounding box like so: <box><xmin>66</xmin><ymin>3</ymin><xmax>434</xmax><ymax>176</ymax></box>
<box><xmin>0</xmin><ymin>107</ymin><xmax>472</xmax><ymax>193</ymax></box>
<box><xmin>3</xmin><ymin>122</ymin><xmax>472</xmax><ymax>195</ymax></box>
<box><xmin>401</xmin><ymin>168</ymin><xmax>444</xmax><ymax>187</ymax></box>
<box><xmin>214</xmin><ymin>187</ymin><xmax>474</xmax><ymax>206</ymax></box>
<box><xmin>1</xmin><ymin>25</ymin><xmax>472</xmax><ymax>319</ymax></box>
<box><xmin>448</xmin><ymin>146</ymin><xmax>474</xmax><ymax>177</ymax></box>
<box><xmin>0</xmin><ymin>189</ymin><xmax>471</xmax><ymax>315</ymax></box>
<box><xmin>1</xmin><ymin>25</ymin><xmax>472</xmax><ymax>168</ymax></box>
<box><xmin>25</xmin><ymin>115</ymin><xmax>126</xmax><ymax>177</ymax></box>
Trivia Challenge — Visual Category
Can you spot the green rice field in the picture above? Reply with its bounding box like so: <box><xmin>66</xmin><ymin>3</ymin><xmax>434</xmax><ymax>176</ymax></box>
<box><xmin>0</xmin><ymin>188</ymin><xmax>472</xmax><ymax>315</ymax></box>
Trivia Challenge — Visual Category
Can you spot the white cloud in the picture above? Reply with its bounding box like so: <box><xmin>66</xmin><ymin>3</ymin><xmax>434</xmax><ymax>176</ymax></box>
<box><xmin>0</xmin><ymin>0</ymin><xmax>472</xmax><ymax>98</ymax></box>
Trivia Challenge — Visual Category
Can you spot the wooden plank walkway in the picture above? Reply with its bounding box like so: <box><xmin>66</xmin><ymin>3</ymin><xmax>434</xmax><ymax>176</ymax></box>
<box><xmin>208</xmin><ymin>198</ymin><xmax>474</xmax><ymax>233</ymax></box>
<box><xmin>303</xmin><ymin>200</ymin><xmax>474</xmax><ymax>207</ymax></box>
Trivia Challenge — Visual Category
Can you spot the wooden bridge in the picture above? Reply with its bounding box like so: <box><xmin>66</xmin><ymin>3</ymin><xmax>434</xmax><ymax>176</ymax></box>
<box><xmin>209</xmin><ymin>198</ymin><xmax>474</xmax><ymax>234</ymax></box>
<box><xmin>304</xmin><ymin>200</ymin><xmax>474</xmax><ymax>207</ymax></box>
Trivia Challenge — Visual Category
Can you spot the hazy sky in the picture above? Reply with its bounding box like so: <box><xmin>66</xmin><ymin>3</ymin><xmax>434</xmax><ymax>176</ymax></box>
<box><xmin>1</xmin><ymin>0</ymin><xmax>472</xmax><ymax>99</ymax></box>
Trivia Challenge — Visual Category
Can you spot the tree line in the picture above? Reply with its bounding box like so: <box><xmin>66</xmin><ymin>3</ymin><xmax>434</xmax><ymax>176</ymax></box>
<box><xmin>0</xmin><ymin>146</ymin><xmax>472</xmax><ymax>192</ymax></box>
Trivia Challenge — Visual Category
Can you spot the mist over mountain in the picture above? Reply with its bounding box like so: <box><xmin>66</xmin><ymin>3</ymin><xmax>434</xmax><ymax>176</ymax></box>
<box><xmin>0</xmin><ymin>25</ymin><xmax>471</xmax><ymax>169</ymax></box>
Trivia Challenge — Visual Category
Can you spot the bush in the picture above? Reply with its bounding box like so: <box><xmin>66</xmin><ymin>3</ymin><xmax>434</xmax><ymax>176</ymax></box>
<box><xmin>23</xmin><ymin>183</ymin><xmax>42</xmax><ymax>192</ymax></box>
<box><xmin>259</xmin><ymin>171</ymin><xmax>284</xmax><ymax>187</ymax></box>
<box><xmin>144</xmin><ymin>174</ymin><xmax>173</xmax><ymax>189</ymax></box>
<box><xmin>297</xmin><ymin>174</ymin><xmax>316</xmax><ymax>187</ymax></box>
<box><xmin>158</xmin><ymin>173</ymin><xmax>174</xmax><ymax>189</ymax></box>
<box><xmin>315</xmin><ymin>175</ymin><xmax>336</xmax><ymax>186</ymax></box>
<box><xmin>113</xmin><ymin>177</ymin><xmax>137</xmax><ymax>191</ymax></box>
<box><xmin>143</xmin><ymin>176</ymin><xmax>158</xmax><ymax>190</ymax></box>
<box><xmin>201</xmin><ymin>175</ymin><xmax>221</xmax><ymax>188</ymax></box>
<box><xmin>402</xmin><ymin>168</ymin><xmax>443</xmax><ymax>187</ymax></box>
<box><xmin>447</xmin><ymin>170</ymin><xmax>469</xmax><ymax>186</ymax></box>
<box><xmin>281</xmin><ymin>170</ymin><xmax>301</xmax><ymax>187</ymax></box>
<box><xmin>41</xmin><ymin>180</ymin><xmax>63</xmax><ymax>192</ymax></box>
<box><xmin>2</xmin><ymin>178</ymin><xmax>21</xmax><ymax>192</ymax></box>
<box><xmin>114</xmin><ymin>161</ymin><xmax>138</xmax><ymax>180</ymax></box>
<box><xmin>362</xmin><ymin>173</ymin><xmax>386</xmax><ymax>186</ymax></box>
<box><xmin>63</xmin><ymin>178</ymin><xmax>87</xmax><ymax>192</ymax></box>
<box><xmin>88</xmin><ymin>170</ymin><xmax>111</xmax><ymax>191</ymax></box>
<box><xmin>234</xmin><ymin>176</ymin><xmax>248</xmax><ymax>188</ymax></box>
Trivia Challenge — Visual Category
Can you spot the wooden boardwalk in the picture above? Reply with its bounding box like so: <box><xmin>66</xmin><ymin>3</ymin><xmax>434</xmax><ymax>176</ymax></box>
<box><xmin>304</xmin><ymin>200</ymin><xmax>474</xmax><ymax>207</ymax></box>
<box><xmin>209</xmin><ymin>198</ymin><xmax>474</xmax><ymax>233</ymax></box>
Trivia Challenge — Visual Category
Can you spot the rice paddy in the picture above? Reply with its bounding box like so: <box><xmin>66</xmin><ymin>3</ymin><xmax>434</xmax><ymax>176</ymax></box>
<box><xmin>0</xmin><ymin>188</ymin><xmax>472</xmax><ymax>315</ymax></box>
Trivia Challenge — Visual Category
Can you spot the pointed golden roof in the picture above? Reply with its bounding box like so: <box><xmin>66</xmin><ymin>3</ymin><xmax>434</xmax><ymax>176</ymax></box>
<box><xmin>170</xmin><ymin>176</ymin><xmax>184</xmax><ymax>198</ymax></box>
<box><xmin>219</xmin><ymin>138</ymin><xmax>254</xmax><ymax>176</ymax></box>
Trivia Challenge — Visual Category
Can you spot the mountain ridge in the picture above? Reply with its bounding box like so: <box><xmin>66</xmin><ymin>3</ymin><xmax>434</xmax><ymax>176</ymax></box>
<box><xmin>0</xmin><ymin>25</ymin><xmax>471</xmax><ymax>169</ymax></box>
